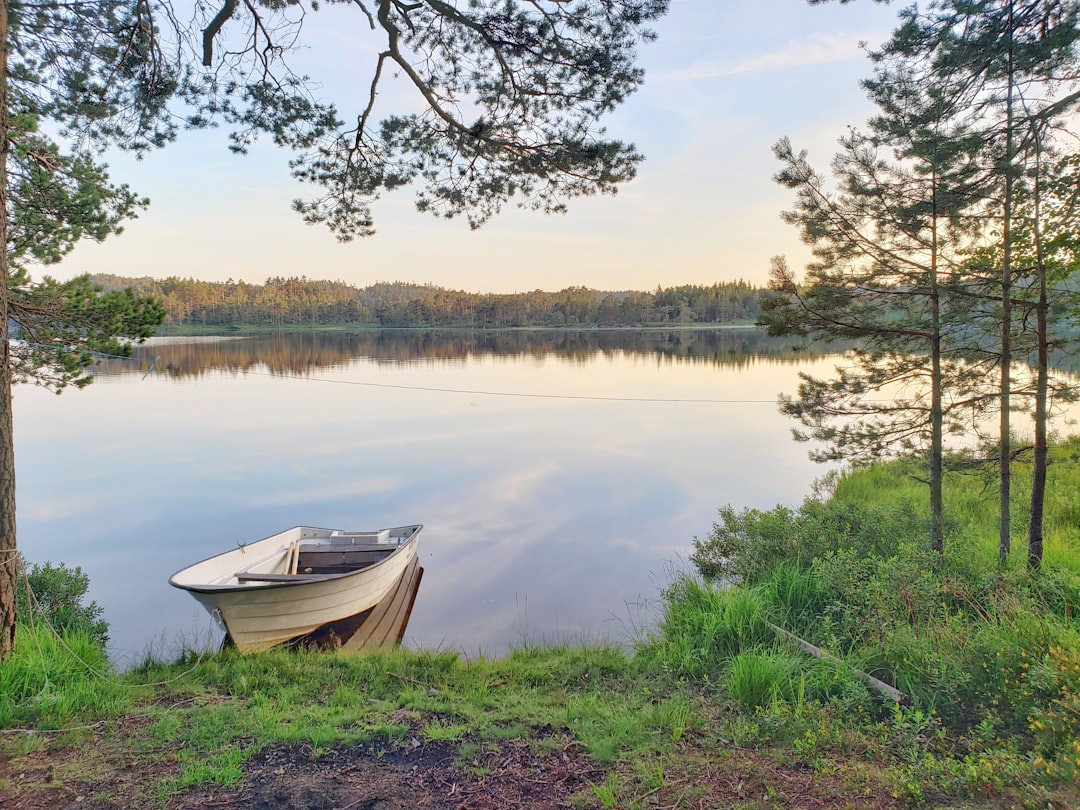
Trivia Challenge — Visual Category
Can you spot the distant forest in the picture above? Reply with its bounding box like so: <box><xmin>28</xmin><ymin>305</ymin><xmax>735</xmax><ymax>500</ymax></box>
<box><xmin>90</xmin><ymin>275</ymin><xmax>763</xmax><ymax>328</ymax></box>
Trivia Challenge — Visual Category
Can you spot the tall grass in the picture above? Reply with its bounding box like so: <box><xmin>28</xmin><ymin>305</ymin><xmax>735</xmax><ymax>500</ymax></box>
<box><xmin>0</xmin><ymin>623</ymin><xmax>132</xmax><ymax>727</ymax></box>
<box><xmin>726</xmin><ymin>651</ymin><xmax>798</xmax><ymax>710</ymax></box>
<box><xmin>756</xmin><ymin>562</ymin><xmax>825</xmax><ymax>637</ymax></box>
<box><xmin>643</xmin><ymin>577</ymin><xmax>774</xmax><ymax>679</ymax></box>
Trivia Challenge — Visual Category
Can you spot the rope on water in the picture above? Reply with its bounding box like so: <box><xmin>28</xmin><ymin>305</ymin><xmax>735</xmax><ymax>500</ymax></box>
<box><xmin>2</xmin><ymin>338</ymin><xmax>159</xmax><ymax>377</ymax></box>
<box><xmin>3</xmin><ymin>337</ymin><xmax>138</xmax><ymax>361</ymax></box>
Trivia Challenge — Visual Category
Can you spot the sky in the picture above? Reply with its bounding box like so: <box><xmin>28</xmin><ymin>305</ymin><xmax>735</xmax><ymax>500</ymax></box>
<box><xmin>59</xmin><ymin>0</ymin><xmax>905</xmax><ymax>294</ymax></box>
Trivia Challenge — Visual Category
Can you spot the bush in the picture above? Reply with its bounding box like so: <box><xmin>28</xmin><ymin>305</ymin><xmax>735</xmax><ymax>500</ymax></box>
<box><xmin>15</xmin><ymin>557</ymin><xmax>109</xmax><ymax>648</ymax></box>
<box><xmin>691</xmin><ymin>497</ymin><xmax>926</xmax><ymax>585</ymax></box>
<box><xmin>1028</xmin><ymin>639</ymin><xmax>1080</xmax><ymax>781</ymax></box>
<box><xmin>812</xmin><ymin>542</ymin><xmax>943</xmax><ymax>649</ymax></box>
<box><xmin>690</xmin><ymin>504</ymin><xmax>800</xmax><ymax>583</ymax></box>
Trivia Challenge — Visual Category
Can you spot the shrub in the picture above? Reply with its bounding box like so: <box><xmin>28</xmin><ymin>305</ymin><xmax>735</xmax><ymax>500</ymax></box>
<box><xmin>15</xmin><ymin>557</ymin><xmax>109</xmax><ymax>648</ymax></box>
<box><xmin>691</xmin><ymin>504</ymin><xmax>800</xmax><ymax>583</ymax></box>
<box><xmin>691</xmin><ymin>497</ymin><xmax>926</xmax><ymax>585</ymax></box>
<box><xmin>1028</xmin><ymin>640</ymin><xmax>1080</xmax><ymax>781</ymax></box>
<box><xmin>811</xmin><ymin>542</ymin><xmax>943</xmax><ymax>651</ymax></box>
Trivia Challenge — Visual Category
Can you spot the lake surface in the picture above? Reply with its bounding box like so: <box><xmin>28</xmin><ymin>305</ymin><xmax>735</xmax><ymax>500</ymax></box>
<box><xmin>13</xmin><ymin>329</ymin><xmax>840</xmax><ymax>663</ymax></box>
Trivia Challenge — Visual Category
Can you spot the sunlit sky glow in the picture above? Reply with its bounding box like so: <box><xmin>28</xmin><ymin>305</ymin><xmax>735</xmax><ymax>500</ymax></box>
<box><xmin>58</xmin><ymin>0</ymin><xmax>903</xmax><ymax>294</ymax></box>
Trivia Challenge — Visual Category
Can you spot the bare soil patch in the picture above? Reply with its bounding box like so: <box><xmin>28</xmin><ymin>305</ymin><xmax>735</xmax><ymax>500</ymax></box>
<box><xmin>2</xmin><ymin>730</ymin><xmax>1065</xmax><ymax>809</ymax></box>
<box><xmin>1</xmin><ymin>731</ymin><xmax>603</xmax><ymax>810</ymax></box>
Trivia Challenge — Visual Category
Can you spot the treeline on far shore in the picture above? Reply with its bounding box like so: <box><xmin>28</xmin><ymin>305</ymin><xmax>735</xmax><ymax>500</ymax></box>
<box><xmin>90</xmin><ymin>274</ymin><xmax>763</xmax><ymax>329</ymax></box>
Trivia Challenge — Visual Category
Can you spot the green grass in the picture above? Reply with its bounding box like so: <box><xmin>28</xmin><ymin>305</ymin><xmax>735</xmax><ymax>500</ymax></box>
<box><xmin>97</xmin><ymin>641</ymin><xmax>699</xmax><ymax>781</ymax></box>
<box><xmin>641</xmin><ymin>578</ymin><xmax>774</xmax><ymax>679</ymax></box>
<box><xmin>0</xmin><ymin>624</ymin><xmax>134</xmax><ymax>728</ymax></box>
<box><xmin>726</xmin><ymin>651</ymin><xmax>795</xmax><ymax>710</ymax></box>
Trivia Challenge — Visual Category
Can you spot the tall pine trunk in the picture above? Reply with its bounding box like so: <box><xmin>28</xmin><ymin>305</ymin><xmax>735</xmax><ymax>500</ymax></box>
<box><xmin>0</xmin><ymin>0</ymin><xmax>15</xmax><ymax>660</ymax></box>
<box><xmin>1030</xmin><ymin>262</ymin><xmax>1048</xmax><ymax>570</ymax></box>
<box><xmin>1029</xmin><ymin>151</ymin><xmax>1048</xmax><ymax>571</ymax></box>
<box><xmin>999</xmin><ymin>0</ymin><xmax>1015</xmax><ymax>568</ymax></box>
<box><xmin>1023</xmin><ymin>125</ymin><xmax>1049</xmax><ymax>570</ymax></box>
<box><xmin>930</xmin><ymin>181</ymin><xmax>944</xmax><ymax>555</ymax></box>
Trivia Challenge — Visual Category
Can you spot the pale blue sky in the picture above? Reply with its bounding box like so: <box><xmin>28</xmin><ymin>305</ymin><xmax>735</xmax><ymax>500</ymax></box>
<box><xmin>60</xmin><ymin>0</ymin><xmax>903</xmax><ymax>293</ymax></box>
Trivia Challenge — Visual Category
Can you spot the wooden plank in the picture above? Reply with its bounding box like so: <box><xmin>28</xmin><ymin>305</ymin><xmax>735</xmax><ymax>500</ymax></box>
<box><xmin>235</xmin><ymin>572</ymin><xmax>341</xmax><ymax>583</ymax></box>
<box><xmin>767</xmin><ymin>621</ymin><xmax>907</xmax><ymax>704</ymax></box>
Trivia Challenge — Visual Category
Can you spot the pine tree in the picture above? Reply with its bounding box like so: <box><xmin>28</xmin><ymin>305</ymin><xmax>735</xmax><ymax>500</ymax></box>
<box><xmin>874</xmin><ymin>0</ymin><xmax>1080</xmax><ymax>568</ymax></box>
<box><xmin>790</xmin><ymin>0</ymin><xmax>1080</xmax><ymax>563</ymax></box>
<box><xmin>762</xmin><ymin>5</ymin><xmax>1002</xmax><ymax>554</ymax></box>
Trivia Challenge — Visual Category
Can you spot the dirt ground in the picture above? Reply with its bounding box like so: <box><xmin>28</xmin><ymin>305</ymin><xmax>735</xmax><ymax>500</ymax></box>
<box><xmin>0</xmin><ymin>728</ymin><xmax>916</xmax><ymax>810</ymax></box>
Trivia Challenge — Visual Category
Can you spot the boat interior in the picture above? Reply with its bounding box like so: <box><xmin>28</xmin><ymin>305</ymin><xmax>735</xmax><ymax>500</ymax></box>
<box><xmin>233</xmin><ymin>530</ymin><xmax>412</xmax><ymax>583</ymax></box>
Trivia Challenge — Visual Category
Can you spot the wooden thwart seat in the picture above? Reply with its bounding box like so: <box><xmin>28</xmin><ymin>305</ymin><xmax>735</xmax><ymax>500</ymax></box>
<box><xmin>235</xmin><ymin>572</ymin><xmax>341</xmax><ymax>583</ymax></box>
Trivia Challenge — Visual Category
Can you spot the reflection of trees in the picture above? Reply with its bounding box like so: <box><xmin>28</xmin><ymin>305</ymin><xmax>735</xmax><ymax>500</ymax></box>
<box><xmin>93</xmin><ymin>329</ymin><xmax>842</xmax><ymax>379</ymax></box>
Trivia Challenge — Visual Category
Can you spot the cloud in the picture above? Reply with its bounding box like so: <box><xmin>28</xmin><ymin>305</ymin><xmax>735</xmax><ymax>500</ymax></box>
<box><xmin>666</xmin><ymin>33</ymin><xmax>872</xmax><ymax>81</ymax></box>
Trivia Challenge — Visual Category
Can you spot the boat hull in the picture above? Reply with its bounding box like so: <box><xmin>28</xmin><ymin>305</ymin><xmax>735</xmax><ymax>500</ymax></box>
<box><xmin>169</xmin><ymin>524</ymin><xmax>421</xmax><ymax>654</ymax></box>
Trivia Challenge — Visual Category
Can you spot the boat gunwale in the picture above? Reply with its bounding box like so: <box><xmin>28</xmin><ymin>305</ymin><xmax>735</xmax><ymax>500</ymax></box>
<box><xmin>168</xmin><ymin>524</ymin><xmax>422</xmax><ymax>595</ymax></box>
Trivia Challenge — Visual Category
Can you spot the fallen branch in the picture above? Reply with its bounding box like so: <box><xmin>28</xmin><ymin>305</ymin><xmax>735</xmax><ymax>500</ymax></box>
<box><xmin>766</xmin><ymin>621</ymin><xmax>908</xmax><ymax>704</ymax></box>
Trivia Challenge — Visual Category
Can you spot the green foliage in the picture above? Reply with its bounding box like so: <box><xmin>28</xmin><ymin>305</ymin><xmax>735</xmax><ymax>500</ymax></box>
<box><xmin>171</xmin><ymin>743</ymin><xmax>251</xmax><ymax>790</ymax></box>
<box><xmin>0</xmin><ymin>624</ymin><xmax>128</xmax><ymax>727</ymax></box>
<box><xmin>94</xmin><ymin>274</ymin><xmax>765</xmax><ymax>329</ymax></box>
<box><xmin>283</xmin><ymin>1</ymin><xmax>670</xmax><ymax>238</ymax></box>
<box><xmin>9</xmin><ymin>274</ymin><xmax>165</xmax><ymax>392</ymax></box>
<box><xmin>675</xmin><ymin>448</ymin><xmax>1080</xmax><ymax>800</ymax></box>
<box><xmin>691</xmin><ymin>503</ymin><xmax>800</xmax><ymax>583</ymax></box>
<box><xmin>1028</xmin><ymin>639</ymin><xmax>1080</xmax><ymax>781</ymax></box>
<box><xmin>591</xmin><ymin>772</ymin><xmax>623</xmax><ymax>808</ymax></box>
<box><xmin>812</xmin><ymin>543</ymin><xmax>942</xmax><ymax>649</ymax></box>
<box><xmin>726</xmin><ymin>651</ymin><xmax>797</xmax><ymax>711</ymax></box>
<box><xmin>755</xmin><ymin>562</ymin><xmax>826</xmax><ymax>639</ymax></box>
<box><xmin>691</xmin><ymin>495</ymin><xmax>924</xmax><ymax>584</ymax></box>
<box><xmin>15</xmin><ymin>558</ymin><xmax>108</xmax><ymax>648</ymax></box>
<box><xmin>109</xmin><ymin>639</ymin><xmax>701</xmax><ymax>794</ymax></box>
<box><xmin>7</xmin><ymin>122</ymin><xmax>148</xmax><ymax>266</ymax></box>
<box><xmin>8</xmin><ymin>0</ymin><xmax>673</xmax><ymax>243</ymax></box>
<box><xmin>642</xmin><ymin>577</ymin><xmax>774</xmax><ymax>679</ymax></box>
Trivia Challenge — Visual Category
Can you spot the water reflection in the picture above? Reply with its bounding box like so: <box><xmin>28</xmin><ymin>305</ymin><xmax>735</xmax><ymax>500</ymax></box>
<box><xmin>15</xmin><ymin>329</ymin><xmax>842</xmax><ymax>663</ymax></box>
<box><xmin>291</xmin><ymin>558</ymin><xmax>424</xmax><ymax>653</ymax></box>
<box><xmin>94</xmin><ymin>328</ymin><xmax>840</xmax><ymax>379</ymax></box>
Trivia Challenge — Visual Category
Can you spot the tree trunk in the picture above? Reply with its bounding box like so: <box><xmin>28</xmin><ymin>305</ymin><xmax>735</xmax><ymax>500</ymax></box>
<box><xmin>1026</xmin><ymin>118</ymin><xmax>1049</xmax><ymax>573</ymax></box>
<box><xmin>930</xmin><ymin>182</ymin><xmax>944</xmax><ymax>555</ymax></box>
<box><xmin>1029</xmin><ymin>276</ymin><xmax>1048</xmax><ymax>571</ymax></box>
<box><xmin>999</xmin><ymin>0</ymin><xmax>1015</xmax><ymax>569</ymax></box>
<box><xmin>0</xmin><ymin>0</ymin><xmax>15</xmax><ymax>661</ymax></box>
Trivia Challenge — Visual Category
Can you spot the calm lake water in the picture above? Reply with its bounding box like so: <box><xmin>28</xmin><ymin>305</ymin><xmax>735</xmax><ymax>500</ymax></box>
<box><xmin>13</xmin><ymin>329</ymin><xmax>840</xmax><ymax>663</ymax></box>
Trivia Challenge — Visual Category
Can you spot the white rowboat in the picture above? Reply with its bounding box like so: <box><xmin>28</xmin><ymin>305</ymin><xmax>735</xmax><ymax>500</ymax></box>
<box><xmin>169</xmin><ymin>524</ymin><xmax>422</xmax><ymax>654</ymax></box>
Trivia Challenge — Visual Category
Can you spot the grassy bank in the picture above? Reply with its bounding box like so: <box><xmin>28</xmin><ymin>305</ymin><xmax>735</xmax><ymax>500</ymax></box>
<box><xmin>3</xmin><ymin>447</ymin><xmax>1079</xmax><ymax>808</ymax></box>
